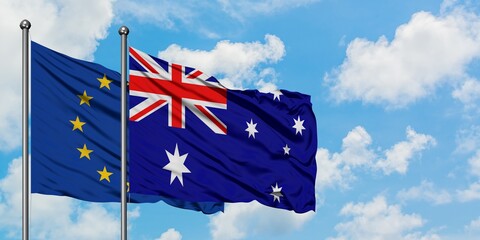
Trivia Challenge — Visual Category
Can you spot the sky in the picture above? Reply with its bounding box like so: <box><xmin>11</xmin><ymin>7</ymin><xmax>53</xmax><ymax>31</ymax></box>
<box><xmin>1</xmin><ymin>0</ymin><xmax>480</xmax><ymax>239</ymax></box>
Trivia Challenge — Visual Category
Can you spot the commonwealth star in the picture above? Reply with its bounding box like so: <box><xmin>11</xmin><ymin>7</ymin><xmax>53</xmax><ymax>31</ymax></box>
<box><xmin>163</xmin><ymin>144</ymin><xmax>191</xmax><ymax>186</ymax></box>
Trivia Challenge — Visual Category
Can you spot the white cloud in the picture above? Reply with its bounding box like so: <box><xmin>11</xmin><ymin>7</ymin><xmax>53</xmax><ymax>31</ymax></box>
<box><xmin>440</xmin><ymin>0</ymin><xmax>459</xmax><ymax>13</ymax></box>
<box><xmin>115</xmin><ymin>0</ymin><xmax>194</xmax><ymax>29</ymax></box>
<box><xmin>329</xmin><ymin>196</ymin><xmax>437</xmax><ymax>240</ymax></box>
<box><xmin>0</xmin><ymin>158</ymin><xmax>23</xmax><ymax>230</ymax></box>
<box><xmin>465</xmin><ymin>216</ymin><xmax>480</xmax><ymax>233</ymax></box>
<box><xmin>325</xmin><ymin>7</ymin><xmax>480</xmax><ymax>108</ymax></box>
<box><xmin>254</xmin><ymin>68</ymin><xmax>281</xmax><ymax>93</ymax></box>
<box><xmin>375</xmin><ymin>127</ymin><xmax>436</xmax><ymax>175</ymax></box>
<box><xmin>457</xmin><ymin>182</ymin><xmax>480</xmax><ymax>202</ymax></box>
<box><xmin>128</xmin><ymin>206</ymin><xmax>141</xmax><ymax>219</ymax></box>
<box><xmin>452</xmin><ymin>78</ymin><xmax>480</xmax><ymax>110</ymax></box>
<box><xmin>116</xmin><ymin>1</ymin><xmax>320</xmax><ymax>38</ymax></box>
<box><xmin>155</xmin><ymin>228</ymin><xmax>182</xmax><ymax>240</ymax></box>
<box><xmin>435</xmin><ymin>216</ymin><xmax>480</xmax><ymax>240</ymax></box>
<box><xmin>0</xmin><ymin>0</ymin><xmax>114</xmax><ymax>151</ymax></box>
<box><xmin>3</xmin><ymin>0</ymin><xmax>114</xmax><ymax>60</ymax></box>
<box><xmin>315</xmin><ymin>148</ymin><xmax>352</xmax><ymax>190</ymax></box>
<box><xmin>116</xmin><ymin>0</ymin><xmax>320</xmax><ymax>28</ymax></box>
<box><xmin>0</xmin><ymin>158</ymin><xmax>120</xmax><ymax>239</ymax></box>
<box><xmin>315</xmin><ymin>126</ymin><xmax>375</xmax><ymax>190</ymax></box>
<box><xmin>455</xmin><ymin>125</ymin><xmax>480</xmax><ymax>154</ymax></box>
<box><xmin>316</xmin><ymin>126</ymin><xmax>435</xmax><ymax>190</ymax></box>
<box><xmin>454</xmin><ymin>140</ymin><xmax>480</xmax><ymax>204</ymax></box>
<box><xmin>209</xmin><ymin>202</ymin><xmax>315</xmax><ymax>240</ymax></box>
<box><xmin>396</xmin><ymin>180</ymin><xmax>452</xmax><ymax>205</ymax></box>
<box><xmin>158</xmin><ymin>34</ymin><xmax>285</xmax><ymax>89</ymax></box>
<box><xmin>404</xmin><ymin>232</ymin><xmax>442</xmax><ymax>240</ymax></box>
<box><xmin>38</xmin><ymin>202</ymin><xmax>119</xmax><ymax>240</ymax></box>
<box><xmin>217</xmin><ymin>0</ymin><xmax>319</xmax><ymax>21</ymax></box>
<box><xmin>468</xmin><ymin>150</ymin><xmax>480</xmax><ymax>177</ymax></box>
<box><xmin>339</xmin><ymin>126</ymin><xmax>376</xmax><ymax>167</ymax></box>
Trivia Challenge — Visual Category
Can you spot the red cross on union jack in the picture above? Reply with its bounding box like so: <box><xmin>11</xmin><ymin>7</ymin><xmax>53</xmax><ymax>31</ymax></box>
<box><xmin>129</xmin><ymin>47</ymin><xmax>228</xmax><ymax>134</ymax></box>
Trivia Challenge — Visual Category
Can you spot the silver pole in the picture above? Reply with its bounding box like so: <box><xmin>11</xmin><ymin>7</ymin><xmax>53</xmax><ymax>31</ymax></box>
<box><xmin>119</xmin><ymin>25</ymin><xmax>129</xmax><ymax>240</ymax></box>
<box><xmin>20</xmin><ymin>19</ymin><xmax>31</xmax><ymax>240</ymax></box>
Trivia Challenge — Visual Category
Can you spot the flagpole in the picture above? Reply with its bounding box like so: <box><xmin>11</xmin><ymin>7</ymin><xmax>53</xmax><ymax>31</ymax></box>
<box><xmin>20</xmin><ymin>19</ymin><xmax>31</xmax><ymax>240</ymax></box>
<box><xmin>119</xmin><ymin>25</ymin><xmax>129</xmax><ymax>240</ymax></box>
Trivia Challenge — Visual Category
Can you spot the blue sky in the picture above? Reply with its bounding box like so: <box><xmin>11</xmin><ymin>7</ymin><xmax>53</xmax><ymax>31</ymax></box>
<box><xmin>1</xmin><ymin>0</ymin><xmax>480</xmax><ymax>239</ymax></box>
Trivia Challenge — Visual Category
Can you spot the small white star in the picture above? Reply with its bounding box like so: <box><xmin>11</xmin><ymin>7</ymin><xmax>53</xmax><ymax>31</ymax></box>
<box><xmin>272</xmin><ymin>90</ymin><xmax>283</xmax><ymax>101</ymax></box>
<box><xmin>283</xmin><ymin>144</ymin><xmax>291</xmax><ymax>155</ymax></box>
<box><xmin>163</xmin><ymin>144</ymin><xmax>191</xmax><ymax>186</ymax></box>
<box><xmin>245</xmin><ymin>119</ymin><xmax>259</xmax><ymax>138</ymax></box>
<box><xmin>270</xmin><ymin>183</ymin><xmax>284</xmax><ymax>203</ymax></box>
<box><xmin>292</xmin><ymin>116</ymin><xmax>306</xmax><ymax>135</ymax></box>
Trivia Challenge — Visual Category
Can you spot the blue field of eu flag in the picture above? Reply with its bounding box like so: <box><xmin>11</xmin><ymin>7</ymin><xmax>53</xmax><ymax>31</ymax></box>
<box><xmin>31</xmin><ymin>41</ymin><xmax>223</xmax><ymax>214</ymax></box>
<box><xmin>128</xmin><ymin>47</ymin><xmax>317</xmax><ymax>213</ymax></box>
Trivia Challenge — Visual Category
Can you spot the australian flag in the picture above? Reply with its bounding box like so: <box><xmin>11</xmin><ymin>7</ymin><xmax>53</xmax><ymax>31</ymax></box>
<box><xmin>31</xmin><ymin>41</ymin><xmax>223</xmax><ymax>214</ymax></box>
<box><xmin>129</xmin><ymin>47</ymin><xmax>317</xmax><ymax>213</ymax></box>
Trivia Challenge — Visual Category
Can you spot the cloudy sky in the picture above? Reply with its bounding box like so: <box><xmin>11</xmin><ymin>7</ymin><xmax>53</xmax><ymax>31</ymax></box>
<box><xmin>1</xmin><ymin>0</ymin><xmax>480</xmax><ymax>239</ymax></box>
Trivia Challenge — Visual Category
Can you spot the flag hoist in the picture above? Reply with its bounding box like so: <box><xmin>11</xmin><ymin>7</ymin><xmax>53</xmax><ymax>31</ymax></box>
<box><xmin>119</xmin><ymin>25</ymin><xmax>129</xmax><ymax>240</ymax></box>
<box><xmin>20</xmin><ymin>19</ymin><xmax>31</xmax><ymax>240</ymax></box>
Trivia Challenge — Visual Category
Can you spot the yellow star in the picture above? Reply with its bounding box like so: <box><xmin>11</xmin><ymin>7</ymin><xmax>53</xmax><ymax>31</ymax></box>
<box><xmin>97</xmin><ymin>74</ymin><xmax>113</xmax><ymax>90</ymax></box>
<box><xmin>77</xmin><ymin>90</ymin><xmax>93</xmax><ymax>106</ymax></box>
<box><xmin>77</xmin><ymin>144</ymin><xmax>93</xmax><ymax>160</ymax></box>
<box><xmin>70</xmin><ymin>116</ymin><xmax>86</xmax><ymax>132</ymax></box>
<box><xmin>97</xmin><ymin>166</ymin><xmax>113</xmax><ymax>182</ymax></box>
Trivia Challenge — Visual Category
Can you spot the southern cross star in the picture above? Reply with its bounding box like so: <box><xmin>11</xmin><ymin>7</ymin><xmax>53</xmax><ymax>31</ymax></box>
<box><xmin>245</xmin><ymin>119</ymin><xmax>259</xmax><ymax>138</ymax></box>
<box><xmin>292</xmin><ymin>116</ymin><xmax>306</xmax><ymax>135</ymax></box>
<box><xmin>163</xmin><ymin>144</ymin><xmax>191</xmax><ymax>186</ymax></box>
<box><xmin>270</xmin><ymin>183</ymin><xmax>284</xmax><ymax>202</ymax></box>
<box><xmin>283</xmin><ymin>144</ymin><xmax>291</xmax><ymax>155</ymax></box>
<box><xmin>272</xmin><ymin>90</ymin><xmax>283</xmax><ymax>101</ymax></box>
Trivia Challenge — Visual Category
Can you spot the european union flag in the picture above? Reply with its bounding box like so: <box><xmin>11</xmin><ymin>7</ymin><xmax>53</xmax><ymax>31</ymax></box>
<box><xmin>31</xmin><ymin>41</ymin><xmax>223</xmax><ymax>214</ymax></box>
<box><xmin>129</xmin><ymin>47</ymin><xmax>317</xmax><ymax>213</ymax></box>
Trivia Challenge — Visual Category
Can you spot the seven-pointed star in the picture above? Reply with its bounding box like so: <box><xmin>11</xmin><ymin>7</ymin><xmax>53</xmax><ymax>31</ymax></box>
<box><xmin>292</xmin><ymin>116</ymin><xmax>306</xmax><ymax>135</ymax></box>
<box><xmin>163</xmin><ymin>144</ymin><xmax>191</xmax><ymax>186</ymax></box>
<box><xmin>283</xmin><ymin>144</ymin><xmax>291</xmax><ymax>155</ymax></box>
<box><xmin>97</xmin><ymin>74</ymin><xmax>113</xmax><ymax>90</ymax></box>
<box><xmin>272</xmin><ymin>90</ymin><xmax>283</xmax><ymax>101</ymax></box>
<box><xmin>270</xmin><ymin>183</ymin><xmax>284</xmax><ymax>202</ymax></box>
<box><xmin>97</xmin><ymin>166</ymin><xmax>113</xmax><ymax>182</ymax></box>
<box><xmin>70</xmin><ymin>116</ymin><xmax>86</xmax><ymax>132</ymax></box>
<box><xmin>77</xmin><ymin>144</ymin><xmax>93</xmax><ymax>160</ymax></box>
<box><xmin>245</xmin><ymin>119</ymin><xmax>259</xmax><ymax>138</ymax></box>
<box><xmin>77</xmin><ymin>90</ymin><xmax>93</xmax><ymax>106</ymax></box>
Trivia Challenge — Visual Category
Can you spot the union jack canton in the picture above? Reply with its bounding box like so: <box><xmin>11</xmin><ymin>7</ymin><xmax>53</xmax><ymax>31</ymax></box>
<box><xmin>129</xmin><ymin>47</ymin><xmax>227</xmax><ymax>134</ymax></box>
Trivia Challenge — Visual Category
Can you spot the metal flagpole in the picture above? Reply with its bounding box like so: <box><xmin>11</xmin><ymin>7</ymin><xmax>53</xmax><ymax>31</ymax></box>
<box><xmin>20</xmin><ymin>19</ymin><xmax>31</xmax><ymax>240</ymax></box>
<box><xmin>119</xmin><ymin>25</ymin><xmax>129</xmax><ymax>240</ymax></box>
